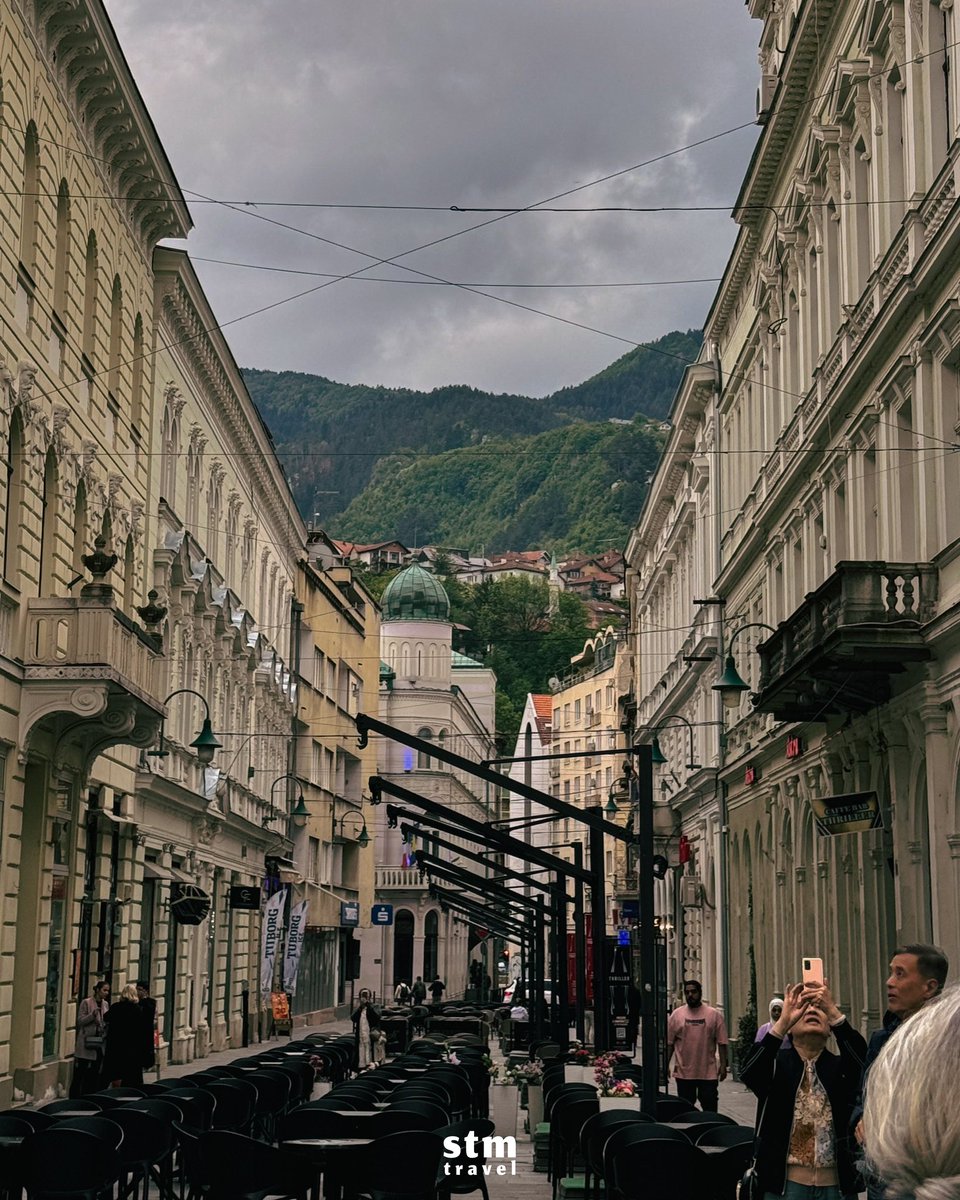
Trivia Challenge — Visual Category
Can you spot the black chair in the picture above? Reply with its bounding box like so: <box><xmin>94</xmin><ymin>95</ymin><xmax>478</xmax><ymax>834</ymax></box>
<box><xmin>656</xmin><ymin>1096</ymin><xmax>696</xmax><ymax>1121</ymax></box>
<box><xmin>56</xmin><ymin>1115</ymin><xmax>124</xmax><ymax>1150</ymax></box>
<box><xmin>668</xmin><ymin>1109</ymin><xmax>737</xmax><ymax>1126</ymax></box>
<box><xmin>89</xmin><ymin>1088</ymin><xmax>147</xmax><ymax>1106</ymax></box>
<box><xmin>353</xmin><ymin>1130</ymin><xmax>443</xmax><ymax>1200</ymax></box>
<box><xmin>0</xmin><ymin>1116</ymin><xmax>34</xmax><ymax>1138</ymax></box>
<box><xmin>695</xmin><ymin>1125</ymin><xmax>754</xmax><ymax>1147</ymax></box>
<box><xmin>693</xmin><ymin>1136</ymin><xmax>754</xmax><ymax>1200</ymax></box>
<box><xmin>0</xmin><ymin>1110</ymin><xmax>55</xmax><ymax>1133</ymax></box>
<box><xmin>607</xmin><ymin>1138</ymin><xmax>707</xmax><ymax>1200</ymax></box>
<box><xmin>18</xmin><ymin>1128</ymin><xmax>123</xmax><ymax>1200</ymax></box>
<box><xmin>41</xmin><ymin>1098</ymin><xmax>103</xmax><ymax>1116</ymax></box>
<box><xmin>390</xmin><ymin>1100</ymin><xmax>450</xmax><ymax>1130</ymax></box>
<box><xmin>580</xmin><ymin>1110</ymin><xmax>653</xmax><ymax>1200</ymax></box>
<box><xmin>173</xmin><ymin>1122</ymin><xmax>207</xmax><ymax>1200</ymax></box>
<box><xmin>155</xmin><ymin>1089</ymin><xmax>210</xmax><ymax>1131</ymax></box>
<box><xmin>198</xmin><ymin>1130</ymin><xmax>315</xmax><ymax>1200</ymax></box>
<box><xmin>106</xmin><ymin>1108</ymin><xmax>175</xmax><ymax>1200</ymax></box>
<box><xmin>545</xmin><ymin>1089</ymin><xmax>596</xmax><ymax>1185</ymax></box>
<box><xmin>129</xmin><ymin>1098</ymin><xmax>187</xmax><ymax>1126</ymax></box>
<box><xmin>600</xmin><ymin>1121</ymin><xmax>690</xmax><ymax>1193</ymax></box>
<box><xmin>436</xmin><ymin>1119</ymin><xmax>495</xmax><ymax>1200</ymax></box>
<box><xmin>202</xmin><ymin>1083</ymin><xmax>255</xmax><ymax>1135</ymax></box>
<box><xmin>144</xmin><ymin>1079</ymin><xmax>199</xmax><ymax>1093</ymax></box>
<box><xmin>553</xmin><ymin>1097</ymin><xmax>598</xmax><ymax>1198</ymax></box>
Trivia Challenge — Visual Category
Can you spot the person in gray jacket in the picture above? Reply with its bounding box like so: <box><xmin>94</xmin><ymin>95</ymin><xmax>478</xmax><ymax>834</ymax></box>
<box><xmin>71</xmin><ymin>979</ymin><xmax>110</xmax><ymax>1097</ymax></box>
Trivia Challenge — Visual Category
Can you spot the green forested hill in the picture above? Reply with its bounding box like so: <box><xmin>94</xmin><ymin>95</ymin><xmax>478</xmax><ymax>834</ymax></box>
<box><xmin>243</xmin><ymin>327</ymin><xmax>701</xmax><ymax>549</ymax></box>
<box><xmin>334</xmin><ymin>419</ymin><xmax>667</xmax><ymax>552</ymax></box>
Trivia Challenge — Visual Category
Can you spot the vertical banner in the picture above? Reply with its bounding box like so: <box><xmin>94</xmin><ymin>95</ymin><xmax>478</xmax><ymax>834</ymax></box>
<box><xmin>283</xmin><ymin>900</ymin><xmax>309</xmax><ymax>996</ymax></box>
<box><xmin>261</xmin><ymin>889</ymin><xmax>287</xmax><ymax>998</ymax></box>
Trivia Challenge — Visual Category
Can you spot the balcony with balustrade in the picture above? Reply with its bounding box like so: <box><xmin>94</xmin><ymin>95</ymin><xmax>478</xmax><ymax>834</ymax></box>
<box><xmin>753</xmin><ymin>561</ymin><xmax>937</xmax><ymax>721</ymax></box>
<box><xmin>20</xmin><ymin>578</ymin><xmax>166</xmax><ymax>763</ymax></box>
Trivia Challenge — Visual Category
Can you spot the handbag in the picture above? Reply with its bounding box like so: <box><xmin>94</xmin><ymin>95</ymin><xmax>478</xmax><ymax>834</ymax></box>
<box><xmin>738</xmin><ymin>1163</ymin><xmax>761</xmax><ymax>1200</ymax></box>
<box><xmin>86</xmin><ymin>1033</ymin><xmax>105</xmax><ymax>1049</ymax></box>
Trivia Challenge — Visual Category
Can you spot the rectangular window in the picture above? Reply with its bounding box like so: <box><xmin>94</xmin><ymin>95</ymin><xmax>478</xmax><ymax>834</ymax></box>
<box><xmin>311</xmin><ymin>741</ymin><xmax>322</xmax><ymax>785</ymax></box>
<box><xmin>323</xmin><ymin>748</ymin><xmax>335</xmax><ymax>792</ymax></box>
<box><xmin>308</xmin><ymin>837</ymin><xmax>320</xmax><ymax>882</ymax></box>
<box><xmin>314</xmin><ymin>648</ymin><xmax>324</xmax><ymax>692</ymax></box>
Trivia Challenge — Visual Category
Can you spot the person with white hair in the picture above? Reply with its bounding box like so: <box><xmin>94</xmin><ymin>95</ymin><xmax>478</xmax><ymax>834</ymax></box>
<box><xmin>863</xmin><ymin>984</ymin><xmax>960</xmax><ymax>1200</ymax></box>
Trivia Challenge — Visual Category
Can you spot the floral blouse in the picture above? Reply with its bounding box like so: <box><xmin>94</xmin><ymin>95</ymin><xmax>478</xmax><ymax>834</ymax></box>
<box><xmin>787</xmin><ymin>1057</ymin><xmax>836</xmax><ymax>1169</ymax></box>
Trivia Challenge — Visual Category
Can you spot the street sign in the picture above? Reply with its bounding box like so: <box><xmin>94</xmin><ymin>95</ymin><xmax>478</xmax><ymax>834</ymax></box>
<box><xmin>371</xmin><ymin>903</ymin><xmax>394</xmax><ymax>925</ymax></box>
<box><xmin>620</xmin><ymin>900</ymin><xmax>639</xmax><ymax>920</ymax></box>
<box><xmin>340</xmin><ymin>901</ymin><xmax>360</xmax><ymax>926</ymax></box>
<box><xmin>474</xmin><ymin>926</ymin><xmax>489</xmax><ymax>941</ymax></box>
<box><xmin>810</xmin><ymin>791</ymin><xmax>882</xmax><ymax>836</ymax></box>
<box><xmin>230</xmin><ymin>885</ymin><xmax>261</xmax><ymax>910</ymax></box>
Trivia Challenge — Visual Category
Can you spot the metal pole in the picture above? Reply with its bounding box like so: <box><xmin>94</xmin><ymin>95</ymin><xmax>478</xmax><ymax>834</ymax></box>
<box><xmin>532</xmin><ymin>893</ymin><xmax>545</xmax><ymax>1044</ymax></box>
<box><xmin>553</xmin><ymin>873</ymin><xmax>568</xmax><ymax>1044</ymax></box>
<box><xmin>634</xmin><ymin>744</ymin><xmax>658</xmax><ymax>1117</ymax></box>
<box><xmin>587</xmin><ymin>804</ymin><xmax>608</xmax><ymax>1052</ymax></box>
<box><xmin>572</xmin><ymin>842</ymin><xmax>586</xmax><ymax>1043</ymax></box>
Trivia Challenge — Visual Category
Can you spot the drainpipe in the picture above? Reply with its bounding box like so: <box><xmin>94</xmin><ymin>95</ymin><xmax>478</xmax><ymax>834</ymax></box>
<box><xmin>711</xmin><ymin>341</ymin><xmax>731</xmax><ymax>1020</ymax></box>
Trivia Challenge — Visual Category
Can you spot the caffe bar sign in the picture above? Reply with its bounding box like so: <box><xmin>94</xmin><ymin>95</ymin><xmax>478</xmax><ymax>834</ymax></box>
<box><xmin>810</xmin><ymin>791</ymin><xmax>882</xmax><ymax>837</ymax></box>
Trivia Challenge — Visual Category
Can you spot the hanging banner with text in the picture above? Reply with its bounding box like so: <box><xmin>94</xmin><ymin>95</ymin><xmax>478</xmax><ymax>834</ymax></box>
<box><xmin>810</xmin><ymin>791</ymin><xmax>882</xmax><ymax>836</ymax></box>
<box><xmin>260</xmin><ymin>889</ymin><xmax>287</xmax><ymax>999</ymax></box>
<box><xmin>283</xmin><ymin>900</ymin><xmax>309</xmax><ymax>996</ymax></box>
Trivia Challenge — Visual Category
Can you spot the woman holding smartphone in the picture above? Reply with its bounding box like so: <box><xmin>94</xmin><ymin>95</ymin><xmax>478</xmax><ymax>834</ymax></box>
<box><xmin>741</xmin><ymin>979</ymin><xmax>867</xmax><ymax>1200</ymax></box>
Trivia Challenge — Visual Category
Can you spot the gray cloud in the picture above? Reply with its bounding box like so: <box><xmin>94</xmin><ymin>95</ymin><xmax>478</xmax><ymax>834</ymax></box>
<box><xmin>107</xmin><ymin>0</ymin><xmax>760</xmax><ymax>396</ymax></box>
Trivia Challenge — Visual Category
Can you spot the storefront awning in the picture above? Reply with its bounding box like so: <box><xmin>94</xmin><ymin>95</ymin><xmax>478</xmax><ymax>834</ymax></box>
<box><xmin>142</xmin><ymin>862</ymin><xmax>174</xmax><ymax>881</ymax></box>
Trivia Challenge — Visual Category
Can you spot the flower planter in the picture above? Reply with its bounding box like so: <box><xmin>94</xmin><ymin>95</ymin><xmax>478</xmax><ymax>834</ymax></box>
<box><xmin>564</xmin><ymin>1065</ymin><xmax>595</xmax><ymax>1084</ymax></box>
<box><xmin>526</xmin><ymin>1080</ymin><xmax>544</xmax><ymax>1130</ymax></box>
<box><xmin>598</xmin><ymin>1095</ymin><xmax>642</xmax><ymax>1111</ymax></box>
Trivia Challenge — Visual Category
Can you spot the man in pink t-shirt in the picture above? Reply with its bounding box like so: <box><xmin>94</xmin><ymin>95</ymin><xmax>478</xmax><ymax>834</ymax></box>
<box><xmin>666</xmin><ymin>979</ymin><xmax>729</xmax><ymax>1111</ymax></box>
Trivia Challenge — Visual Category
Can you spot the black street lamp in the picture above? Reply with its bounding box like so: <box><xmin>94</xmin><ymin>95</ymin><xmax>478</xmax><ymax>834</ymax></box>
<box><xmin>712</xmin><ymin>622</ymin><xmax>777</xmax><ymax>709</ymax></box>
<box><xmin>149</xmin><ymin>688</ymin><xmax>221</xmax><ymax>765</ymax></box>
<box><xmin>334</xmin><ymin>808</ymin><xmax>370</xmax><ymax>848</ymax></box>
<box><xmin>270</xmin><ymin>774</ymin><xmax>310</xmax><ymax>829</ymax></box>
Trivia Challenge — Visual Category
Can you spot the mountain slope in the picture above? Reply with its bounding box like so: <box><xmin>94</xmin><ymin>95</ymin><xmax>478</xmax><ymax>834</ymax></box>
<box><xmin>242</xmin><ymin>327</ymin><xmax>701</xmax><ymax>530</ymax></box>
<box><xmin>334</xmin><ymin>418</ymin><xmax>667</xmax><ymax>553</ymax></box>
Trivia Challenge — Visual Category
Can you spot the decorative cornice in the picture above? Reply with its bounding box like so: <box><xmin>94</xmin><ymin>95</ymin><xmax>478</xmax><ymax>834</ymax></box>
<box><xmin>29</xmin><ymin>0</ymin><xmax>191</xmax><ymax>248</ymax></box>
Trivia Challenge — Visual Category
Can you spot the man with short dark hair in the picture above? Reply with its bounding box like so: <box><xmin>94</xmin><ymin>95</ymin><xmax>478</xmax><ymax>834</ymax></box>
<box><xmin>853</xmin><ymin>942</ymin><xmax>949</xmax><ymax>1188</ymax></box>
<box><xmin>666</xmin><ymin>979</ymin><xmax>728</xmax><ymax>1111</ymax></box>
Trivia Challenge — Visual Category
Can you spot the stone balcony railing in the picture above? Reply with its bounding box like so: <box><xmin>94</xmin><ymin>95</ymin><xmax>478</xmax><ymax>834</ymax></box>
<box><xmin>21</xmin><ymin>592</ymin><xmax>165</xmax><ymax>759</ymax></box>
<box><xmin>375</xmin><ymin>866</ymin><xmax>427</xmax><ymax>890</ymax></box>
<box><xmin>755</xmin><ymin>561</ymin><xmax>937</xmax><ymax>720</ymax></box>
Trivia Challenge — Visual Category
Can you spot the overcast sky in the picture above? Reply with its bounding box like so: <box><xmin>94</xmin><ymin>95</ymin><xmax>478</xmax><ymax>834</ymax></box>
<box><xmin>107</xmin><ymin>1</ymin><xmax>761</xmax><ymax>398</ymax></box>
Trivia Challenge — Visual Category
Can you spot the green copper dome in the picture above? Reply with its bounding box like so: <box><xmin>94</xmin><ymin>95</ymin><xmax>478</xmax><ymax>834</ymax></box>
<box><xmin>381</xmin><ymin>564</ymin><xmax>450</xmax><ymax>622</ymax></box>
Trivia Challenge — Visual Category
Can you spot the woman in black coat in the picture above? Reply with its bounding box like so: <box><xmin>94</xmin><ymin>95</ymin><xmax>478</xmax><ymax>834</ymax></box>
<box><xmin>741</xmin><ymin>981</ymin><xmax>867</xmax><ymax>1200</ymax></box>
<box><xmin>351</xmin><ymin>989</ymin><xmax>382</xmax><ymax>1071</ymax></box>
<box><xmin>102</xmin><ymin>983</ymin><xmax>148</xmax><ymax>1087</ymax></box>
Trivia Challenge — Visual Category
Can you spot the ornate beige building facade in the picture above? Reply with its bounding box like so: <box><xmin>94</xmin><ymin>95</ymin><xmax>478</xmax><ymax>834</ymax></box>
<box><xmin>627</xmin><ymin>0</ymin><xmax>960</xmax><ymax>1033</ymax></box>
<box><xmin>0</xmin><ymin>0</ymin><xmax>378</xmax><ymax>1101</ymax></box>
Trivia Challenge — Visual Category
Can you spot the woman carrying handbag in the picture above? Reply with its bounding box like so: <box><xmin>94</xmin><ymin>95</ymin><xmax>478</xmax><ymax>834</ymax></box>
<box><xmin>71</xmin><ymin>979</ymin><xmax>110</xmax><ymax>1096</ymax></box>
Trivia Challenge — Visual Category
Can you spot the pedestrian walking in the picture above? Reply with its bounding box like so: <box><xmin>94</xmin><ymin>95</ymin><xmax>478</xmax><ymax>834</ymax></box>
<box><xmin>756</xmin><ymin>996</ymin><xmax>792</xmax><ymax>1047</ymax></box>
<box><xmin>102</xmin><ymin>983</ymin><xmax>147</xmax><ymax>1088</ymax></box>
<box><xmin>71</xmin><ymin>979</ymin><xmax>110</xmax><ymax>1097</ymax></box>
<box><xmin>666</xmin><ymin>979</ymin><xmax>729</xmax><ymax>1111</ymax></box>
<box><xmin>394</xmin><ymin>980</ymin><xmax>411</xmax><ymax>1005</ymax></box>
<box><xmin>862</xmin><ymin>983</ymin><xmax>960</xmax><ymax>1200</ymax></box>
<box><xmin>741</xmin><ymin>980</ymin><xmax>867</xmax><ymax>1200</ymax></box>
<box><xmin>852</xmin><ymin>942</ymin><xmax>948</xmax><ymax>1197</ymax></box>
<box><xmin>411</xmin><ymin>976</ymin><xmax>427</xmax><ymax>1005</ymax></box>
<box><xmin>351</xmin><ymin>988</ymin><xmax>382</xmax><ymax>1071</ymax></box>
<box><xmin>429</xmin><ymin>975</ymin><xmax>445</xmax><ymax>1005</ymax></box>
<box><xmin>136</xmin><ymin>980</ymin><xmax>158</xmax><ymax>1072</ymax></box>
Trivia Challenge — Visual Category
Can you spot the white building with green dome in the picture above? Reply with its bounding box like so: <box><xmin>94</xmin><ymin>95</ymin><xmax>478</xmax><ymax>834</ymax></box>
<box><xmin>361</xmin><ymin>564</ymin><xmax>498</xmax><ymax>1001</ymax></box>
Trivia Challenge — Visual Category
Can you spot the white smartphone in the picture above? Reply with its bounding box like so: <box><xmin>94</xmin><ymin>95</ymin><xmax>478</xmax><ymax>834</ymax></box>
<box><xmin>802</xmin><ymin>956</ymin><xmax>824</xmax><ymax>986</ymax></box>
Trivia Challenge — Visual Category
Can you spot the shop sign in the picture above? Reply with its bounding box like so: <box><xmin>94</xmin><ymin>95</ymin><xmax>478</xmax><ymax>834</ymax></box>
<box><xmin>786</xmin><ymin>735</ymin><xmax>803</xmax><ymax>759</ymax></box>
<box><xmin>230</xmin><ymin>885</ymin><xmax>261</xmax><ymax>910</ymax></box>
<box><xmin>811</xmin><ymin>791</ymin><xmax>882</xmax><ymax>836</ymax></box>
<box><xmin>371</xmin><ymin>903</ymin><xmax>393</xmax><ymax>925</ymax></box>
<box><xmin>340</xmin><ymin>901</ymin><xmax>360</xmax><ymax>927</ymax></box>
<box><xmin>745</xmin><ymin>764</ymin><xmax>759</xmax><ymax>785</ymax></box>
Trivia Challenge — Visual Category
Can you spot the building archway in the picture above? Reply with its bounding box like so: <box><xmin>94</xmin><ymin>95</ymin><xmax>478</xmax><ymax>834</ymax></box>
<box><xmin>424</xmin><ymin>909</ymin><xmax>439</xmax><ymax>982</ymax></box>
<box><xmin>393</xmin><ymin>909</ymin><xmax>414</xmax><ymax>986</ymax></box>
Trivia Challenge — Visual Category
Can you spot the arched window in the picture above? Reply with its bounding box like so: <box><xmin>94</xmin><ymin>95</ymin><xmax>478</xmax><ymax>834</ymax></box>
<box><xmin>19</xmin><ymin>123</ymin><xmax>39</xmax><ymax>276</ymax></box>
<box><xmin>72</xmin><ymin>478</ymin><xmax>87</xmax><ymax>573</ymax></box>
<box><xmin>417</xmin><ymin>727</ymin><xmax>433</xmax><ymax>770</ymax></box>
<box><xmin>39</xmin><ymin>448</ymin><xmax>58</xmax><ymax>595</ymax></box>
<box><xmin>108</xmin><ymin>275</ymin><xmax>122</xmax><ymax>398</ymax></box>
<box><xmin>131</xmin><ymin>314</ymin><xmax>144</xmax><ymax>432</ymax></box>
<box><xmin>186</xmin><ymin>440</ymin><xmax>201</xmax><ymax>531</ymax></box>
<box><xmin>423</xmin><ymin>910</ymin><xmax>439</xmax><ymax>982</ymax></box>
<box><xmin>207</xmin><ymin>472</ymin><xmax>222</xmax><ymax>563</ymax></box>
<box><xmin>82</xmin><ymin>231</ymin><xmax>98</xmax><ymax>365</ymax></box>
<box><xmin>3</xmin><ymin>411</ymin><xmax>25</xmax><ymax>585</ymax></box>
<box><xmin>225</xmin><ymin>500</ymin><xmax>238</xmax><ymax>580</ymax></box>
<box><xmin>122</xmin><ymin>535</ymin><xmax>135</xmax><ymax>612</ymax></box>
<box><xmin>161</xmin><ymin>401</ymin><xmax>178</xmax><ymax>508</ymax></box>
<box><xmin>53</xmin><ymin>180</ymin><xmax>70</xmax><ymax>318</ymax></box>
<box><xmin>393</xmin><ymin>910</ymin><xmax>415</xmax><ymax>986</ymax></box>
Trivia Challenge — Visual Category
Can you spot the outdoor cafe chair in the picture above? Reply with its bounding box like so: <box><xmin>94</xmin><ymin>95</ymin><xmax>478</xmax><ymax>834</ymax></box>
<box><xmin>435</xmin><ymin>1118</ymin><xmax>495</xmax><ymax>1200</ymax></box>
<box><xmin>56</xmin><ymin>1115</ymin><xmax>124</xmax><ymax>1150</ymax></box>
<box><xmin>19</xmin><ymin>1128</ymin><xmax>122</xmax><ymax>1200</ymax></box>
<box><xmin>606</xmin><ymin>1137</ymin><xmax>707</xmax><ymax>1200</ymax></box>
<box><xmin>352</xmin><ymin>1130</ymin><xmax>443</xmax><ymax>1200</ymax></box>
<box><xmin>198</xmin><ymin>1130</ymin><xmax>315</xmax><ymax>1200</ymax></box>
<box><xmin>104</xmin><ymin>1107</ymin><xmax>175</xmax><ymax>1200</ymax></box>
